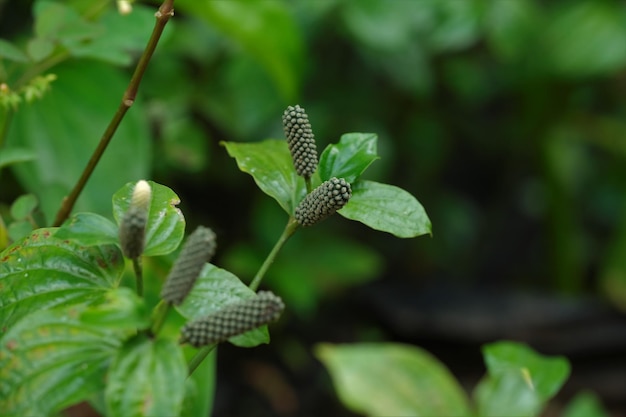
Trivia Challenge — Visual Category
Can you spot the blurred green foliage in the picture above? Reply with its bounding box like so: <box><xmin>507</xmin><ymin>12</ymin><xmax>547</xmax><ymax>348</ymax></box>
<box><xmin>2</xmin><ymin>0</ymin><xmax>626</xmax><ymax>310</ymax></box>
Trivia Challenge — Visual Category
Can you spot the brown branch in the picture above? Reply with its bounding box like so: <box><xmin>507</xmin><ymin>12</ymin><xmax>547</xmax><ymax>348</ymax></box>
<box><xmin>53</xmin><ymin>0</ymin><xmax>175</xmax><ymax>227</ymax></box>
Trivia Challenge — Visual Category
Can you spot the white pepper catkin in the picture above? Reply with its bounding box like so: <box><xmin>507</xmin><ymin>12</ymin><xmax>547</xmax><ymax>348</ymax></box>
<box><xmin>119</xmin><ymin>180</ymin><xmax>151</xmax><ymax>259</ymax></box>
<box><xmin>181</xmin><ymin>291</ymin><xmax>285</xmax><ymax>347</ymax></box>
<box><xmin>295</xmin><ymin>177</ymin><xmax>352</xmax><ymax>226</ymax></box>
<box><xmin>161</xmin><ymin>226</ymin><xmax>217</xmax><ymax>305</ymax></box>
<box><xmin>282</xmin><ymin>105</ymin><xmax>318</xmax><ymax>178</ymax></box>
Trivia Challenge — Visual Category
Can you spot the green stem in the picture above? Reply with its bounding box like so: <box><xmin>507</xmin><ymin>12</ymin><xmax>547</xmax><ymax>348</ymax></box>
<box><xmin>132</xmin><ymin>257</ymin><xmax>144</xmax><ymax>297</ymax></box>
<box><xmin>249</xmin><ymin>217</ymin><xmax>299</xmax><ymax>291</ymax></box>
<box><xmin>305</xmin><ymin>176</ymin><xmax>312</xmax><ymax>193</ymax></box>
<box><xmin>188</xmin><ymin>344</ymin><xmax>217</xmax><ymax>376</ymax></box>
<box><xmin>52</xmin><ymin>0</ymin><xmax>175</xmax><ymax>227</ymax></box>
<box><xmin>151</xmin><ymin>299</ymin><xmax>170</xmax><ymax>336</ymax></box>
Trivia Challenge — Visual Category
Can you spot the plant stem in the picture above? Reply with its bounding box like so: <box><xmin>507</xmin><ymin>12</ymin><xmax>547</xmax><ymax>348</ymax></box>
<box><xmin>249</xmin><ymin>217</ymin><xmax>299</xmax><ymax>292</ymax></box>
<box><xmin>132</xmin><ymin>257</ymin><xmax>143</xmax><ymax>297</ymax></box>
<box><xmin>151</xmin><ymin>299</ymin><xmax>170</xmax><ymax>336</ymax></box>
<box><xmin>188</xmin><ymin>344</ymin><xmax>216</xmax><ymax>376</ymax></box>
<box><xmin>305</xmin><ymin>176</ymin><xmax>312</xmax><ymax>193</ymax></box>
<box><xmin>52</xmin><ymin>0</ymin><xmax>175</xmax><ymax>227</ymax></box>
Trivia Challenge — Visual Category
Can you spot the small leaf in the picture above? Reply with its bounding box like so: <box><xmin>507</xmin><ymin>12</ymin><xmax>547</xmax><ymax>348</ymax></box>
<box><xmin>9</xmin><ymin>194</ymin><xmax>38</xmax><ymax>220</ymax></box>
<box><xmin>7</xmin><ymin>220</ymin><xmax>33</xmax><ymax>242</ymax></box>
<box><xmin>55</xmin><ymin>212</ymin><xmax>119</xmax><ymax>247</ymax></box>
<box><xmin>339</xmin><ymin>180</ymin><xmax>431</xmax><ymax>238</ymax></box>
<box><xmin>112</xmin><ymin>181</ymin><xmax>185</xmax><ymax>257</ymax></box>
<box><xmin>0</xmin><ymin>38</ymin><xmax>29</xmax><ymax>62</ymax></box>
<box><xmin>176</xmin><ymin>263</ymin><xmax>269</xmax><ymax>347</ymax></box>
<box><xmin>105</xmin><ymin>336</ymin><xmax>187</xmax><ymax>417</ymax></box>
<box><xmin>222</xmin><ymin>139</ymin><xmax>306</xmax><ymax>215</ymax></box>
<box><xmin>315</xmin><ymin>343</ymin><xmax>472</xmax><ymax>417</ymax></box>
<box><xmin>0</xmin><ymin>228</ymin><xmax>124</xmax><ymax>330</ymax></box>
<box><xmin>79</xmin><ymin>287</ymin><xmax>150</xmax><ymax>330</ymax></box>
<box><xmin>562</xmin><ymin>391</ymin><xmax>610</xmax><ymax>417</ymax></box>
<box><xmin>0</xmin><ymin>304</ymin><xmax>124</xmax><ymax>416</ymax></box>
<box><xmin>474</xmin><ymin>341</ymin><xmax>571</xmax><ymax>417</ymax></box>
<box><xmin>0</xmin><ymin>147</ymin><xmax>37</xmax><ymax>169</ymax></box>
<box><xmin>26</xmin><ymin>37</ymin><xmax>55</xmax><ymax>62</ymax></box>
<box><xmin>318</xmin><ymin>133</ymin><xmax>379</xmax><ymax>183</ymax></box>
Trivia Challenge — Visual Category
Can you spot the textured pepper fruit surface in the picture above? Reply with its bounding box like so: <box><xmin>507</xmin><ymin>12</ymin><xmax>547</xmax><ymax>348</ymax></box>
<box><xmin>295</xmin><ymin>177</ymin><xmax>352</xmax><ymax>226</ymax></box>
<box><xmin>161</xmin><ymin>226</ymin><xmax>217</xmax><ymax>305</ymax></box>
<box><xmin>282</xmin><ymin>105</ymin><xmax>318</xmax><ymax>178</ymax></box>
<box><xmin>181</xmin><ymin>291</ymin><xmax>285</xmax><ymax>347</ymax></box>
<box><xmin>119</xmin><ymin>180</ymin><xmax>151</xmax><ymax>259</ymax></box>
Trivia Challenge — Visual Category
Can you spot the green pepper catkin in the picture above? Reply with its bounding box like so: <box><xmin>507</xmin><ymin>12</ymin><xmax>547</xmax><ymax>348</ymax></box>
<box><xmin>181</xmin><ymin>291</ymin><xmax>285</xmax><ymax>347</ymax></box>
<box><xmin>295</xmin><ymin>177</ymin><xmax>352</xmax><ymax>226</ymax></box>
<box><xmin>282</xmin><ymin>104</ymin><xmax>318</xmax><ymax>178</ymax></box>
<box><xmin>119</xmin><ymin>180</ymin><xmax>151</xmax><ymax>259</ymax></box>
<box><xmin>161</xmin><ymin>226</ymin><xmax>217</xmax><ymax>305</ymax></box>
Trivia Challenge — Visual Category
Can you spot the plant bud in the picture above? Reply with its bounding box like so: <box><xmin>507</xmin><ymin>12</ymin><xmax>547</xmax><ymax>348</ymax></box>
<box><xmin>282</xmin><ymin>105</ymin><xmax>318</xmax><ymax>178</ymax></box>
<box><xmin>295</xmin><ymin>177</ymin><xmax>352</xmax><ymax>226</ymax></box>
<box><xmin>181</xmin><ymin>291</ymin><xmax>285</xmax><ymax>347</ymax></box>
<box><xmin>119</xmin><ymin>180</ymin><xmax>152</xmax><ymax>259</ymax></box>
<box><xmin>161</xmin><ymin>226</ymin><xmax>217</xmax><ymax>305</ymax></box>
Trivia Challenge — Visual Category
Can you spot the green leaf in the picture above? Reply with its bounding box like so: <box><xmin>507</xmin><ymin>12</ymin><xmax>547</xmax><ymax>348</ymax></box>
<box><xmin>222</xmin><ymin>139</ymin><xmax>306</xmax><ymax>215</ymax></box>
<box><xmin>10</xmin><ymin>194</ymin><xmax>38</xmax><ymax>220</ymax></box>
<box><xmin>562</xmin><ymin>391</ymin><xmax>610</xmax><ymax>417</ymax></box>
<box><xmin>26</xmin><ymin>37</ymin><xmax>55</xmax><ymax>62</ymax></box>
<box><xmin>7</xmin><ymin>220</ymin><xmax>33</xmax><ymax>242</ymax></box>
<box><xmin>0</xmin><ymin>147</ymin><xmax>37</xmax><ymax>169</ymax></box>
<box><xmin>0</xmin><ymin>304</ymin><xmax>124</xmax><ymax>417</ymax></box>
<box><xmin>315</xmin><ymin>343</ymin><xmax>472</xmax><ymax>417</ymax></box>
<box><xmin>339</xmin><ymin>180</ymin><xmax>431</xmax><ymax>238</ymax></box>
<box><xmin>176</xmin><ymin>0</ymin><xmax>304</xmax><ymax>100</ymax></box>
<box><xmin>318</xmin><ymin>133</ymin><xmax>379</xmax><ymax>183</ymax></box>
<box><xmin>176</xmin><ymin>263</ymin><xmax>269</xmax><ymax>347</ymax></box>
<box><xmin>544</xmin><ymin>2</ymin><xmax>626</xmax><ymax>77</ymax></box>
<box><xmin>112</xmin><ymin>181</ymin><xmax>185</xmax><ymax>257</ymax></box>
<box><xmin>0</xmin><ymin>38</ymin><xmax>28</xmax><ymax>62</ymax></box>
<box><xmin>79</xmin><ymin>287</ymin><xmax>150</xmax><ymax>331</ymax></box>
<box><xmin>0</xmin><ymin>228</ymin><xmax>124</xmax><ymax>330</ymax></box>
<box><xmin>474</xmin><ymin>341</ymin><xmax>571</xmax><ymax>417</ymax></box>
<box><xmin>183</xmin><ymin>347</ymin><xmax>216</xmax><ymax>417</ymax></box>
<box><xmin>55</xmin><ymin>212</ymin><xmax>119</xmax><ymax>247</ymax></box>
<box><xmin>7</xmin><ymin>61</ymin><xmax>151</xmax><ymax>222</ymax></box>
<box><xmin>65</xmin><ymin>5</ymin><xmax>156</xmax><ymax>66</ymax></box>
<box><xmin>105</xmin><ymin>336</ymin><xmax>187</xmax><ymax>417</ymax></box>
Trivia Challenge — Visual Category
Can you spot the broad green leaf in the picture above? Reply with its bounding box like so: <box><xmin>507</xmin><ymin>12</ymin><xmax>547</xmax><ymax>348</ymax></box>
<box><xmin>7</xmin><ymin>61</ymin><xmax>151</xmax><ymax>222</ymax></box>
<box><xmin>222</xmin><ymin>139</ymin><xmax>306</xmax><ymax>215</ymax></box>
<box><xmin>177</xmin><ymin>263</ymin><xmax>269</xmax><ymax>347</ymax></box>
<box><xmin>177</xmin><ymin>0</ymin><xmax>304</xmax><ymax>100</ymax></box>
<box><xmin>0</xmin><ymin>304</ymin><xmax>124</xmax><ymax>417</ymax></box>
<box><xmin>339</xmin><ymin>180</ymin><xmax>431</xmax><ymax>238</ymax></box>
<box><xmin>316</xmin><ymin>343</ymin><xmax>472</xmax><ymax>417</ymax></box>
<box><xmin>55</xmin><ymin>212</ymin><xmax>119</xmax><ymax>247</ymax></box>
<box><xmin>106</xmin><ymin>336</ymin><xmax>187</xmax><ymax>417</ymax></box>
<box><xmin>0</xmin><ymin>147</ymin><xmax>37</xmax><ymax>169</ymax></box>
<box><xmin>0</xmin><ymin>38</ymin><xmax>28</xmax><ymax>62</ymax></box>
<box><xmin>318</xmin><ymin>133</ymin><xmax>379</xmax><ymax>183</ymax></box>
<box><xmin>474</xmin><ymin>341</ymin><xmax>571</xmax><ymax>417</ymax></box>
<box><xmin>563</xmin><ymin>391</ymin><xmax>610</xmax><ymax>417</ymax></box>
<box><xmin>0</xmin><ymin>228</ymin><xmax>123</xmax><ymax>330</ymax></box>
<box><xmin>10</xmin><ymin>194</ymin><xmax>38</xmax><ymax>220</ymax></box>
<box><xmin>112</xmin><ymin>181</ymin><xmax>185</xmax><ymax>257</ymax></box>
<box><xmin>80</xmin><ymin>287</ymin><xmax>150</xmax><ymax>330</ymax></box>
<box><xmin>65</xmin><ymin>5</ymin><xmax>156</xmax><ymax>66</ymax></box>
